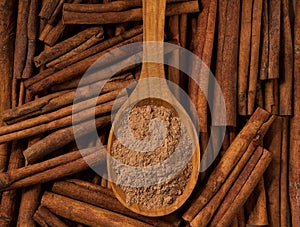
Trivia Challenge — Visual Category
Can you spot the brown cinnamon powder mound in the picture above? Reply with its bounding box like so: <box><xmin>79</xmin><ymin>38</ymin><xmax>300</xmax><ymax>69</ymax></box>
<box><xmin>111</xmin><ymin>104</ymin><xmax>193</xmax><ymax>209</ymax></box>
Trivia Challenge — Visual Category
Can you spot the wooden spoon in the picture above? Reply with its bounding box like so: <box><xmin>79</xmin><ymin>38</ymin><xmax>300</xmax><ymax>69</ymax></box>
<box><xmin>107</xmin><ymin>0</ymin><xmax>200</xmax><ymax>217</ymax></box>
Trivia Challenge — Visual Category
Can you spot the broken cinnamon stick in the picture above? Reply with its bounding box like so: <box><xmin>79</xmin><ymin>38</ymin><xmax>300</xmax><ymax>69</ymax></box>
<box><xmin>182</xmin><ymin>107</ymin><xmax>275</xmax><ymax>222</ymax></box>
<box><xmin>63</xmin><ymin>1</ymin><xmax>200</xmax><ymax>25</ymax></box>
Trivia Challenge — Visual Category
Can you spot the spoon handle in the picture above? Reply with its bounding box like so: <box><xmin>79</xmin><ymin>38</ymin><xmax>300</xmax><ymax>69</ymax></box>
<box><xmin>140</xmin><ymin>0</ymin><xmax>167</xmax><ymax>79</ymax></box>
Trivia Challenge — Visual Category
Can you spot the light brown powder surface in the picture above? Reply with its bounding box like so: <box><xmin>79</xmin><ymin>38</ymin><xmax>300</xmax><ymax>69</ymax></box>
<box><xmin>111</xmin><ymin>104</ymin><xmax>193</xmax><ymax>208</ymax></box>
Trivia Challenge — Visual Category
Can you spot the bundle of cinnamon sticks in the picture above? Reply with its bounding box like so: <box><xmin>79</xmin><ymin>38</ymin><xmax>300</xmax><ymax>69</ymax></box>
<box><xmin>0</xmin><ymin>0</ymin><xmax>299</xmax><ymax>226</ymax></box>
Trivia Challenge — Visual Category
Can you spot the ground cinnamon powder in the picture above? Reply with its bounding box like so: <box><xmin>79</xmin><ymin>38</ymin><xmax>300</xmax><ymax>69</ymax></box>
<box><xmin>111</xmin><ymin>104</ymin><xmax>193</xmax><ymax>209</ymax></box>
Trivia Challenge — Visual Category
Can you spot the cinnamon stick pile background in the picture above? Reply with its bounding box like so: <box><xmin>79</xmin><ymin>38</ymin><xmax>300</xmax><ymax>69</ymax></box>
<box><xmin>0</xmin><ymin>0</ymin><xmax>299</xmax><ymax>226</ymax></box>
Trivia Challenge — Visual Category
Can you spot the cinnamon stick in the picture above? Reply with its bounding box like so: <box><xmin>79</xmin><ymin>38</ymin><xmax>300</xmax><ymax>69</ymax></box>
<box><xmin>268</xmin><ymin>0</ymin><xmax>281</xmax><ymax>79</ymax></box>
<box><xmin>209</xmin><ymin>148</ymin><xmax>272</xmax><ymax>227</ymax></box>
<box><xmin>41</xmin><ymin>0</ymin><xmax>84</xmax><ymax>47</ymax></box>
<box><xmin>16</xmin><ymin>137</ymin><xmax>42</xmax><ymax>227</ymax></box>
<box><xmin>43</xmin><ymin>19</ymin><xmax>65</xmax><ymax>46</ymax></box>
<box><xmin>264</xmin><ymin>117</ymin><xmax>282</xmax><ymax>227</ymax></box>
<box><xmin>189</xmin><ymin>0</ymin><xmax>217</xmax><ymax>132</ymax></box>
<box><xmin>280</xmin><ymin>117</ymin><xmax>289</xmax><ymax>227</ymax></box>
<box><xmin>0</xmin><ymin>141</ymin><xmax>25</xmax><ymax>227</ymax></box>
<box><xmin>41</xmin><ymin>191</ymin><xmax>153</xmax><ymax>227</ymax></box>
<box><xmin>34</xmin><ymin>27</ymin><xmax>104</xmax><ymax>67</ymax></box>
<box><xmin>46</xmin><ymin>31</ymin><xmax>104</xmax><ymax>68</ymax></box>
<box><xmin>182</xmin><ymin>107</ymin><xmax>275</xmax><ymax>222</ymax></box>
<box><xmin>260</xmin><ymin>0</ymin><xmax>269</xmax><ymax>80</ymax></box>
<box><xmin>197</xmin><ymin>0</ymin><xmax>217</xmax><ymax>129</ymax></box>
<box><xmin>213</xmin><ymin>0</ymin><xmax>240</xmax><ymax>126</ymax></box>
<box><xmin>48</xmin><ymin>0</ymin><xmax>65</xmax><ymax>25</ymax></box>
<box><xmin>0</xmin><ymin>89</ymin><xmax>126</xmax><ymax>135</ymax></box>
<box><xmin>279</xmin><ymin>0</ymin><xmax>293</xmax><ymax>116</ymax></box>
<box><xmin>26</xmin><ymin>34</ymin><xmax>143</xmax><ymax>96</ymax></box>
<box><xmin>39</xmin><ymin>0</ymin><xmax>60</xmax><ymax>20</ymax></box>
<box><xmin>0</xmin><ymin>147</ymin><xmax>105</xmax><ymax>191</ymax></box>
<box><xmin>264</xmin><ymin>79</ymin><xmax>279</xmax><ymax>114</ymax></box>
<box><xmin>189</xmin><ymin>145</ymin><xmax>264</xmax><ymax>227</ymax></box>
<box><xmin>167</xmin><ymin>15</ymin><xmax>181</xmax><ymax>99</ymax></box>
<box><xmin>0</xmin><ymin>94</ymin><xmax>119</xmax><ymax>143</ymax></box>
<box><xmin>290</xmin><ymin>1</ymin><xmax>300</xmax><ymax>222</ymax></box>
<box><xmin>34</xmin><ymin>206</ymin><xmax>69</xmax><ymax>227</ymax></box>
<box><xmin>26</xmin><ymin>25</ymin><xmax>143</xmax><ymax>87</ymax></box>
<box><xmin>13</xmin><ymin>0</ymin><xmax>30</xmax><ymax>79</ymax></box>
<box><xmin>51</xmin><ymin>72</ymin><xmax>135</xmax><ymax>92</ymax></box>
<box><xmin>63</xmin><ymin>1</ymin><xmax>200</xmax><ymax>25</ymax></box>
<box><xmin>245</xmin><ymin>178</ymin><xmax>268</xmax><ymax>226</ymax></box>
<box><xmin>0</xmin><ymin>0</ymin><xmax>15</xmax><ymax>173</ymax></box>
<box><xmin>22</xmin><ymin>114</ymin><xmax>111</xmax><ymax>163</ymax></box>
<box><xmin>17</xmin><ymin>185</ymin><xmax>41</xmax><ymax>227</ymax></box>
<box><xmin>52</xmin><ymin>179</ymin><xmax>182</xmax><ymax>227</ymax></box>
<box><xmin>22</xmin><ymin>0</ymin><xmax>39</xmax><ymax>79</ymax></box>
<box><xmin>63</xmin><ymin>0</ymin><xmax>189</xmax><ymax>14</ymax></box>
<box><xmin>237</xmin><ymin>0</ymin><xmax>253</xmax><ymax>115</ymax></box>
<box><xmin>247</xmin><ymin>0</ymin><xmax>263</xmax><ymax>115</ymax></box>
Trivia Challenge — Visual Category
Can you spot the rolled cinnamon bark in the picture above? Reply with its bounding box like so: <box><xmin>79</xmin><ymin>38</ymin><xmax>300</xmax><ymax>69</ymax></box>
<box><xmin>182</xmin><ymin>107</ymin><xmax>275</xmax><ymax>222</ymax></box>
<box><xmin>63</xmin><ymin>1</ymin><xmax>200</xmax><ymax>25</ymax></box>
<box><xmin>247</xmin><ymin>0</ymin><xmax>263</xmax><ymax>114</ymax></box>
<box><xmin>245</xmin><ymin>178</ymin><xmax>268</xmax><ymax>226</ymax></box>
<box><xmin>13</xmin><ymin>0</ymin><xmax>30</xmax><ymax>79</ymax></box>
<box><xmin>0</xmin><ymin>147</ymin><xmax>106</xmax><ymax>191</ymax></box>
<box><xmin>34</xmin><ymin>206</ymin><xmax>69</xmax><ymax>227</ymax></box>
<box><xmin>22</xmin><ymin>0</ymin><xmax>39</xmax><ymax>79</ymax></box>
<box><xmin>238</xmin><ymin>0</ymin><xmax>253</xmax><ymax>115</ymax></box>
<box><xmin>279</xmin><ymin>0</ymin><xmax>293</xmax><ymax>116</ymax></box>
<box><xmin>34</xmin><ymin>27</ymin><xmax>104</xmax><ymax>67</ymax></box>
<box><xmin>289</xmin><ymin>1</ymin><xmax>300</xmax><ymax>224</ymax></box>
<box><xmin>52</xmin><ymin>179</ymin><xmax>182</xmax><ymax>227</ymax></box>
<box><xmin>190</xmin><ymin>145</ymin><xmax>264</xmax><ymax>227</ymax></box>
<box><xmin>41</xmin><ymin>192</ymin><xmax>153</xmax><ymax>227</ymax></box>
<box><xmin>268</xmin><ymin>0</ymin><xmax>281</xmax><ymax>79</ymax></box>
<box><xmin>264</xmin><ymin>117</ymin><xmax>283</xmax><ymax>227</ymax></box>
<box><xmin>209</xmin><ymin>148</ymin><xmax>272</xmax><ymax>227</ymax></box>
